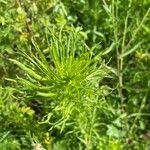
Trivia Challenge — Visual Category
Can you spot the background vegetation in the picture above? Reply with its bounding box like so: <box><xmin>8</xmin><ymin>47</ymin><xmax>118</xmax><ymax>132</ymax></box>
<box><xmin>0</xmin><ymin>0</ymin><xmax>150</xmax><ymax>149</ymax></box>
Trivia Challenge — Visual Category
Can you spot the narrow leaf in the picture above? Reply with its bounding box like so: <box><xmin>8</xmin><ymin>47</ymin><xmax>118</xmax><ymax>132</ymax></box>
<box><xmin>36</xmin><ymin>92</ymin><xmax>56</xmax><ymax>97</ymax></box>
<box><xmin>102</xmin><ymin>42</ymin><xmax>116</xmax><ymax>55</ymax></box>
<box><xmin>9</xmin><ymin>59</ymin><xmax>45</xmax><ymax>81</ymax></box>
<box><xmin>120</xmin><ymin>41</ymin><xmax>143</xmax><ymax>58</ymax></box>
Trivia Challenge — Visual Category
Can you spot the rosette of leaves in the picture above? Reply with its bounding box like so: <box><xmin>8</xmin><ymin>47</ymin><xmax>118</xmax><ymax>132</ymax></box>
<box><xmin>9</xmin><ymin>27</ymin><xmax>112</xmax><ymax>149</ymax></box>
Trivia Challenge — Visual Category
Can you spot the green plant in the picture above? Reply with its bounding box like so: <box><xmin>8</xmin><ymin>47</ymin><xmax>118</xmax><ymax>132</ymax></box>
<box><xmin>0</xmin><ymin>0</ymin><xmax>150</xmax><ymax>149</ymax></box>
<box><xmin>9</xmin><ymin>27</ymin><xmax>117</xmax><ymax>149</ymax></box>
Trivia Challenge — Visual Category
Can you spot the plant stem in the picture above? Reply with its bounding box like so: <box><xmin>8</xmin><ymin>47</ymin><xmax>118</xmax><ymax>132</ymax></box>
<box><xmin>119</xmin><ymin>13</ymin><xmax>129</xmax><ymax>106</ymax></box>
<box><xmin>125</xmin><ymin>7</ymin><xmax>150</xmax><ymax>50</ymax></box>
<box><xmin>112</xmin><ymin>0</ymin><xmax>123</xmax><ymax>104</ymax></box>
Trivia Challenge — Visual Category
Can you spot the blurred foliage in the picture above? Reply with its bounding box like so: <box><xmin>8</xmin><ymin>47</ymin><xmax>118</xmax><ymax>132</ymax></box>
<box><xmin>0</xmin><ymin>0</ymin><xmax>150</xmax><ymax>149</ymax></box>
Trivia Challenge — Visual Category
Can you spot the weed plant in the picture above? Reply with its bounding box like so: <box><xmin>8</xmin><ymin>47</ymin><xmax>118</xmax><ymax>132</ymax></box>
<box><xmin>0</xmin><ymin>0</ymin><xmax>150</xmax><ymax>149</ymax></box>
<box><xmin>8</xmin><ymin>27</ymin><xmax>118</xmax><ymax>149</ymax></box>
